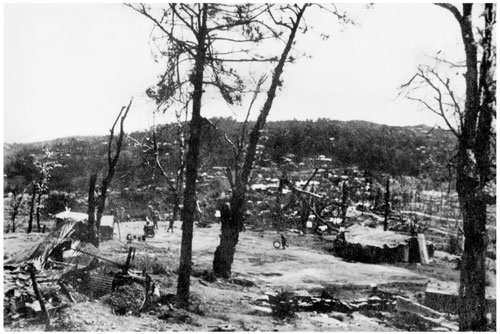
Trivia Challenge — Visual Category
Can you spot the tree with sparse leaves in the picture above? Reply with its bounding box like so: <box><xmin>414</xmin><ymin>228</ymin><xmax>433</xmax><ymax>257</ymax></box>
<box><xmin>27</xmin><ymin>149</ymin><xmax>60</xmax><ymax>233</ymax></box>
<box><xmin>400</xmin><ymin>3</ymin><xmax>495</xmax><ymax>330</ymax></box>
<box><xmin>129</xmin><ymin>2</ymin><xmax>291</xmax><ymax>308</ymax></box>
<box><xmin>212</xmin><ymin>4</ymin><xmax>352</xmax><ymax>278</ymax></box>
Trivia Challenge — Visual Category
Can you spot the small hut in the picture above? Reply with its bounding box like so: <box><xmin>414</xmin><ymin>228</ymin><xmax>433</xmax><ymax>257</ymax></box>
<box><xmin>54</xmin><ymin>211</ymin><xmax>115</xmax><ymax>241</ymax></box>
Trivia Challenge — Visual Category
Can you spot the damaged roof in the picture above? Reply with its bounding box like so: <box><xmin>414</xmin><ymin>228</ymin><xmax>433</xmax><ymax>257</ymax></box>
<box><xmin>345</xmin><ymin>224</ymin><xmax>410</xmax><ymax>249</ymax></box>
<box><xmin>55</xmin><ymin>211</ymin><xmax>114</xmax><ymax>227</ymax></box>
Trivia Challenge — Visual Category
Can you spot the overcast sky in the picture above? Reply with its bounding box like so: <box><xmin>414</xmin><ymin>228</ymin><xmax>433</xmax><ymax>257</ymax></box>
<box><xmin>4</xmin><ymin>3</ymin><xmax>464</xmax><ymax>143</ymax></box>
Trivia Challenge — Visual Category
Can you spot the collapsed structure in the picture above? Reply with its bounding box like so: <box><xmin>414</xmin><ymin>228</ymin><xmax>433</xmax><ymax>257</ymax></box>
<box><xmin>4</xmin><ymin>217</ymin><xmax>156</xmax><ymax>329</ymax></box>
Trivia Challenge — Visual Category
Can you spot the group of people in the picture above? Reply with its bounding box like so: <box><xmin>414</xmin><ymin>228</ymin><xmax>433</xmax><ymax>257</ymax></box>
<box><xmin>111</xmin><ymin>206</ymin><xmax>129</xmax><ymax>224</ymax></box>
<box><xmin>144</xmin><ymin>205</ymin><xmax>175</xmax><ymax>233</ymax></box>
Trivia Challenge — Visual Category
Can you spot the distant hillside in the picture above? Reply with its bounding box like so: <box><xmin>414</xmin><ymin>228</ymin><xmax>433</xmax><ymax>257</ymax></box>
<box><xmin>4</xmin><ymin>118</ymin><xmax>457</xmax><ymax>194</ymax></box>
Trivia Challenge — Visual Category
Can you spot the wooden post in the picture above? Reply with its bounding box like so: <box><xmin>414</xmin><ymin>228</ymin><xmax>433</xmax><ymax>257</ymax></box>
<box><xmin>141</xmin><ymin>274</ymin><xmax>152</xmax><ymax>311</ymax></box>
<box><xmin>123</xmin><ymin>247</ymin><xmax>135</xmax><ymax>273</ymax></box>
<box><xmin>383</xmin><ymin>177</ymin><xmax>390</xmax><ymax>231</ymax></box>
<box><xmin>58</xmin><ymin>281</ymin><xmax>76</xmax><ymax>303</ymax></box>
<box><xmin>417</xmin><ymin>233</ymin><xmax>430</xmax><ymax>264</ymax></box>
<box><xmin>28</xmin><ymin>265</ymin><xmax>51</xmax><ymax>329</ymax></box>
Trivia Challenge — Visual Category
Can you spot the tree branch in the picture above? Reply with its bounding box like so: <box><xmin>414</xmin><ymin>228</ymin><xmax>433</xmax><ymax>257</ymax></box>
<box><xmin>435</xmin><ymin>3</ymin><xmax>463</xmax><ymax>22</ymax></box>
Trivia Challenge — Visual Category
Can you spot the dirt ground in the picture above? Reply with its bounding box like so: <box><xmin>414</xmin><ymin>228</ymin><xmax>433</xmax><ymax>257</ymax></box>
<box><xmin>4</xmin><ymin>220</ymin><xmax>466</xmax><ymax>331</ymax></box>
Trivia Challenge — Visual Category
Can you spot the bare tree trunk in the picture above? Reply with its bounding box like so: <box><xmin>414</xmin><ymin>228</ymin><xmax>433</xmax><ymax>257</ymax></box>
<box><xmin>36</xmin><ymin>192</ymin><xmax>42</xmax><ymax>232</ymax></box>
<box><xmin>457</xmin><ymin>174</ymin><xmax>487</xmax><ymax>330</ymax></box>
<box><xmin>383</xmin><ymin>178</ymin><xmax>390</xmax><ymax>231</ymax></box>
<box><xmin>212</xmin><ymin>5</ymin><xmax>308</xmax><ymax>278</ymax></box>
<box><xmin>87</xmin><ymin>173</ymin><xmax>99</xmax><ymax>247</ymax></box>
<box><xmin>88</xmin><ymin>100</ymin><xmax>132</xmax><ymax>248</ymax></box>
<box><xmin>299</xmin><ymin>203</ymin><xmax>310</xmax><ymax>234</ymax></box>
<box><xmin>213</xmin><ymin>201</ymin><xmax>239</xmax><ymax>278</ymax></box>
<box><xmin>340</xmin><ymin>181</ymin><xmax>348</xmax><ymax>224</ymax></box>
<box><xmin>431</xmin><ymin>3</ymin><xmax>495</xmax><ymax>330</ymax></box>
<box><xmin>27</xmin><ymin>183</ymin><xmax>37</xmax><ymax>234</ymax></box>
<box><xmin>177</xmin><ymin>4</ymin><xmax>208</xmax><ymax>308</ymax></box>
<box><xmin>457</xmin><ymin>4</ymin><xmax>494</xmax><ymax>330</ymax></box>
<box><xmin>11</xmin><ymin>189</ymin><xmax>27</xmax><ymax>233</ymax></box>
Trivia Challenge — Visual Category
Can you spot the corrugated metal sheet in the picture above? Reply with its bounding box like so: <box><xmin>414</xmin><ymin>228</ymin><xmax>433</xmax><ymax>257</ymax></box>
<box><xmin>65</xmin><ymin>241</ymin><xmax>99</xmax><ymax>268</ymax></box>
<box><xmin>88</xmin><ymin>273</ymin><xmax>114</xmax><ymax>296</ymax></box>
<box><xmin>55</xmin><ymin>211</ymin><xmax>88</xmax><ymax>221</ymax></box>
<box><xmin>54</xmin><ymin>212</ymin><xmax>114</xmax><ymax>227</ymax></box>
<box><xmin>24</xmin><ymin>220</ymin><xmax>77</xmax><ymax>270</ymax></box>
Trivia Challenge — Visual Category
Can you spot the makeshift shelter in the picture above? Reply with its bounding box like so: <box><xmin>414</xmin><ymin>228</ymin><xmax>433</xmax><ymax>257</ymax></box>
<box><xmin>333</xmin><ymin>225</ymin><xmax>415</xmax><ymax>263</ymax></box>
<box><xmin>54</xmin><ymin>211</ymin><xmax>115</xmax><ymax>241</ymax></box>
<box><xmin>99</xmin><ymin>216</ymin><xmax>115</xmax><ymax>240</ymax></box>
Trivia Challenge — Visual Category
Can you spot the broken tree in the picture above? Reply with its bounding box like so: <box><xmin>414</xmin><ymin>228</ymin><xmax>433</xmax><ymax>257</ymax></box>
<box><xmin>87</xmin><ymin>99</ymin><xmax>132</xmax><ymax>247</ymax></box>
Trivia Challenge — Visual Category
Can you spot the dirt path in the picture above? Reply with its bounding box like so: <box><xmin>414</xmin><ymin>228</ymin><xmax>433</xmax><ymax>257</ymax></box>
<box><xmin>121</xmin><ymin>221</ymin><xmax>427</xmax><ymax>290</ymax></box>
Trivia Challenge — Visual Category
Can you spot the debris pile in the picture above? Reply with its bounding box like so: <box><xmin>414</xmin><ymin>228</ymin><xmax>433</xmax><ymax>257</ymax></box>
<box><xmin>263</xmin><ymin>289</ymin><xmax>398</xmax><ymax>318</ymax></box>
<box><xmin>3</xmin><ymin>265</ymin><xmax>74</xmax><ymax>328</ymax></box>
<box><xmin>102</xmin><ymin>282</ymin><xmax>146</xmax><ymax>315</ymax></box>
<box><xmin>3</xmin><ymin>219</ymin><xmax>167</xmax><ymax>329</ymax></box>
<box><xmin>259</xmin><ymin>288</ymin><xmax>459</xmax><ymax>331</ymax></box>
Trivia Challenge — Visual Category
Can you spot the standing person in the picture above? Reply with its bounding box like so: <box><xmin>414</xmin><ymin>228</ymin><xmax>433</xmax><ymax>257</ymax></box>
<box><xmin>280</xmin><ymin>233</ymin><xmax>288</xmax><ymax>250</ymax></box>
<box><xmin>167</xmin><ymin>218</ymin><xmax>174</xmax><ymax>233</ymax></box>
<box><xmin>152</xmin><ymin>209</ymin><xmax>160</xmax><ymax>230</ymax></box>
<box><xmin>167</xmin><ymin>207</ymin><xmax>175</xmax><ymax>233</ymax></box>
<box><xmin>120</xmin><ymin>206</ymin><xmax>126</xmax><ymax>222</ymax></box>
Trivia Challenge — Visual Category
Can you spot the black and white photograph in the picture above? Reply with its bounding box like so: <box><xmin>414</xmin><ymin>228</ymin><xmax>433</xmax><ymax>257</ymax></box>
<box><xmin>3</xmin><ymin>2</ymin><xmax>496</xmax><ymax>331</ymax></box>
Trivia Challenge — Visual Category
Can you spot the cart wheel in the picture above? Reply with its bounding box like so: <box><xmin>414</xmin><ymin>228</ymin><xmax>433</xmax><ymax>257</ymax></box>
<box><xmin>273</xmin><ymin>240</ymin><xmax>281</xmax><ymax>249</ymax></box>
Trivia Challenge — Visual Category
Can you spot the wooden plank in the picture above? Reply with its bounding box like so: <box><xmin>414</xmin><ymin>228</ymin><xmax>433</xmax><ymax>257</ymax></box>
<box><xmin>417</xmin><ymin>233</ymin><xmax>429</xmax><ymax>264</ymax></box>
<box><xmin>395</xmin><ymin>296</ymin><xmax>443</xmax><ymax>318</ymax></box>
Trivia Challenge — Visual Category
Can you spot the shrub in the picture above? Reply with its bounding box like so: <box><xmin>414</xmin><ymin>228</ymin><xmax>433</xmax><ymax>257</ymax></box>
<box><xmin>270</xmin><ymin>290</ymin><xmax>297</xmax><ymax>319</ymax></box>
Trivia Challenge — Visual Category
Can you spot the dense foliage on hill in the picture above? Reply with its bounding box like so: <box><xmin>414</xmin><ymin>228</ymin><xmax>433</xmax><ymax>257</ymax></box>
<box><xmin>4</xmin><ymin>118</ymin><xmax>456</xmax><ymax>197</ymax></box>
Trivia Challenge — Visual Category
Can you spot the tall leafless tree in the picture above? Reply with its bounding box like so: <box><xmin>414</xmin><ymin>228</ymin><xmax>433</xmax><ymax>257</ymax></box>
<box><xmin>401</xmin><ymin>3</ymin><xmax>495</xmax><ymax>330</ymax></box>
<box><xmin>87</xmin><ymin>99</ymin><xmax>132</xmax><ymax>247</ymax></box>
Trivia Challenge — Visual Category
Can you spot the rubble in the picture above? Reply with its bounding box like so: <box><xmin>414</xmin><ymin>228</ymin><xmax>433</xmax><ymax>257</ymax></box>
<box><xmin>101</xmin><ymin>282</ymin><xmax>145</xmax><ymax>315</ymax></box>
<box><xmin>3</xmin><ymin>220</ymin><xmax>165</xmax><ymax>328</ymax></box>
<box><xmin>262</xmin><ymin>288</ymin><xmax>398</xmax><ymax>319</ymax></box>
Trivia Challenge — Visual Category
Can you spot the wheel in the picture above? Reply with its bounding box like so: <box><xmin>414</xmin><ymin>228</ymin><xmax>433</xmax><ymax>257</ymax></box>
<box><xmin>273</xmin><ymin>240</ymin><xmax>281</xmax><ymax>249</ymax></box>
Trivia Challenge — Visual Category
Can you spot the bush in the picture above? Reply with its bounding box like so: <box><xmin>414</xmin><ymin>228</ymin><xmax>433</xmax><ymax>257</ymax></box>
<box><xmin>270</xmin><ymin>290</ymin><xmax>297</xmax><ymax>319</ymax></box>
